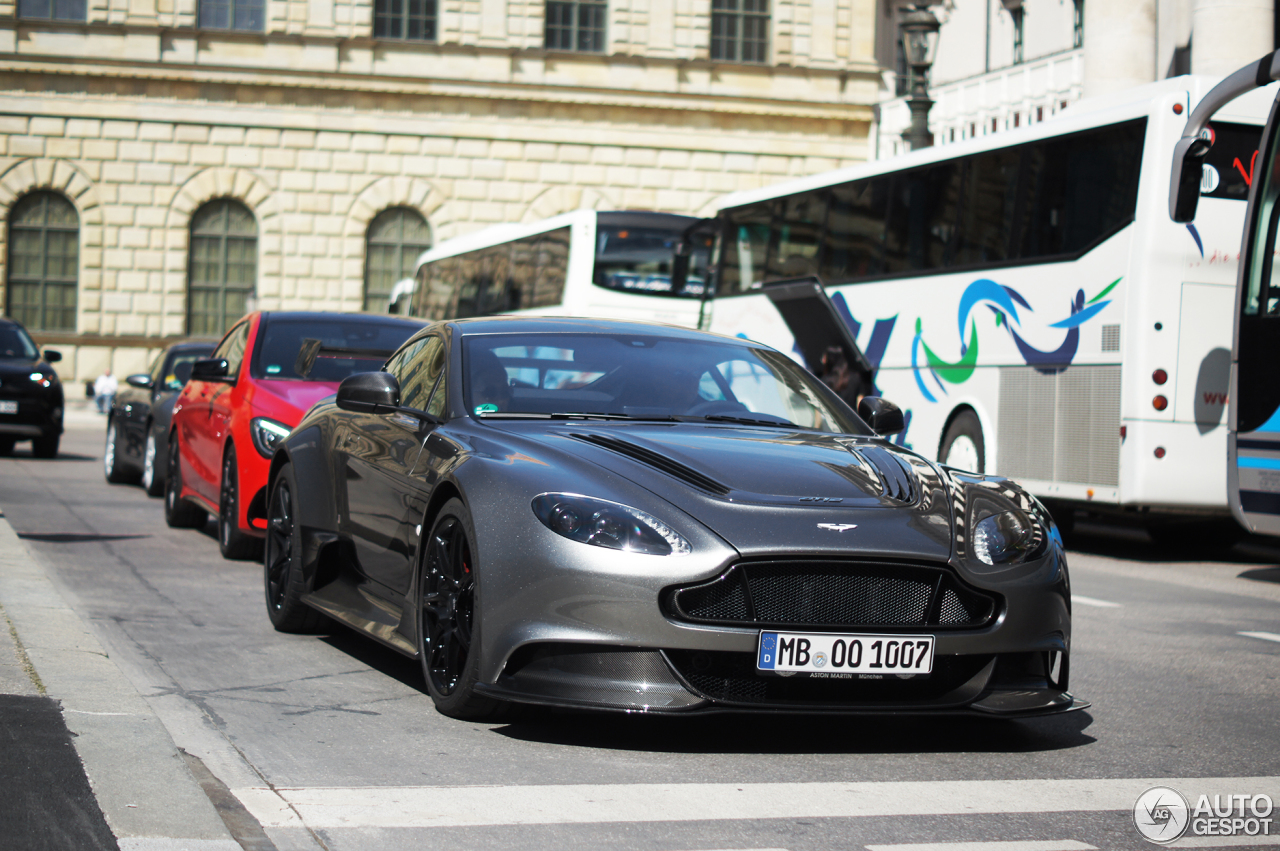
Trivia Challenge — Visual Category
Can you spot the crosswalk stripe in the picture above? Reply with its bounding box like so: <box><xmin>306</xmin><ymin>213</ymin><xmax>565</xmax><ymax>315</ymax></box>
<box><xmin>230</xmin><ymin>776</ymin><xmax>1280</xmax><ymax>830</ymax></box>
<box><xmin>1239</xmin><ymin>631</ymin><xmax>1280</xmax><ymax>644</ymax></box>
<box><xmin>1071</xmin><ymin>595</ymin><xmax>1121</xmax><ymax>608</ymax></box>
<box><xmin>865</xmin><ymin>842</ymin><xmax>1095</xmax><ymax>851</ymax></box>
<box><xmin>1171</xmin><ymin>836</ymin><xmax>1280</xmax><ymax>847</ymax></box>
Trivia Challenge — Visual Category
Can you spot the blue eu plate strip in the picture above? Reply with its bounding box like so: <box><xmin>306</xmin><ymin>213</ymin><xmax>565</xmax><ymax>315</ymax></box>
<box><xmin>1238</xmin><ymin>457</ymin><xmax>1280</xmax><ymax>470</ymax></box>
<box><xmin>757</xmin><ymin>632</ymin><xmax>777</xmax><ymax>670</ymax></box>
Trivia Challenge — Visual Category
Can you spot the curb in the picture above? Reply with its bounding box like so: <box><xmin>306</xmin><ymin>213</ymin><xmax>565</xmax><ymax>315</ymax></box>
<box><xmin>0</xmin><ymin>508</ymin><xmax>241</xmax><ymax>851</ymax></box>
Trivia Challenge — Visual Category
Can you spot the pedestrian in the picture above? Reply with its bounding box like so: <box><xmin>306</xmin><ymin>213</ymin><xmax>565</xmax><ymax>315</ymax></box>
<box><xmin>818</xmin><ymin>346</ymin><xmax>870</xmax><ymax>410</ymax></box>
<box><xmin>93</xmin><ymin>369</ymin><xmax>117</xmax><ymax>415</ymax></box>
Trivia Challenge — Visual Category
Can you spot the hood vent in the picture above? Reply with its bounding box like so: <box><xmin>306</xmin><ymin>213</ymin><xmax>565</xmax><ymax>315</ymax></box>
<box><xmin>855</xmin><ymin>445</ymin><xmax>919</xmax><ymax>505</ymax></box>
<box><xmin>569</xmin><ymin>433</ymin><xmax>732</xmax><ymax>496</ymax></box>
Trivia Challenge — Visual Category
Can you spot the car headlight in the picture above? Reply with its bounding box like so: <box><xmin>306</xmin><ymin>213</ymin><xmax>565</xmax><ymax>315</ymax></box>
<box><xmin>971</xmin><ymin>508</ymin><xmax>1044</xmax><ymax>567</ymax></box>
<box><xmin>532</xmin><ymin>493</ymin><xmax>691</xmax><ymax>556</ymax></box>
<box><xmin>250</xmin><ymin>417</ymin><xmax>292</xmax><ymax>458</ymax></box>
<box><xmin>28</xmin><ymin>372</ymin><xmax>51</xmax><ymax>388</ymax></box>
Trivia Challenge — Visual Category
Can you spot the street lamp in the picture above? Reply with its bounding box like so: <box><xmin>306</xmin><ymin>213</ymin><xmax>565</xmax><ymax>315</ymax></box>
<box><xmin>899</xmin><ymin>4</ymin><xmax>942</xmax><ymax>151</ymax></box>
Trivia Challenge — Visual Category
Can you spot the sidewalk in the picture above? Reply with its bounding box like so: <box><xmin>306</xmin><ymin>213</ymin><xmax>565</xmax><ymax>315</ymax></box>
<box><xmin>0</xmin><ymin>506</ymin><xmax>241</xmax><ymax>850</ymax></box>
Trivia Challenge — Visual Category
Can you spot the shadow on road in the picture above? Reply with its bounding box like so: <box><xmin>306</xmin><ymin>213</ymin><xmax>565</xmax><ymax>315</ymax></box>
<box><xmin>17</xmin><ymin>532</ymin><xmax>150</xmax><ymax>543</ymax></box>
<box><xmin>1064</xmin><ymin>517</ymin><xmax>1280</xmax><ymax>566</ymax></box>
<box><xmin>494</xmin><ymin>706</ymin><xmax>1096</xmax><ymax>755</ymax></box>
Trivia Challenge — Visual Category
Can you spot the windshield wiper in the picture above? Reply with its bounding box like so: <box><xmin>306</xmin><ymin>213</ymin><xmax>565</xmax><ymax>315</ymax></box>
<box><xmin>694</xmin><ymin>413</ymin><xmax>800</xmax><ymax>428</ymax></box>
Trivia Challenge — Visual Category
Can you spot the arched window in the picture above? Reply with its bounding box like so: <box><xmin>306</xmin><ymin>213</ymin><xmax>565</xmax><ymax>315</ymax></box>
<box><xmin>189</xmin><ymin>199</ymin><xmax>257</xmax><ymax>336</ymax></box>
<box><xmin>7</xmin><ymin>192</ymin><xmax>79</xmax><ymax>331</ymax></box>
<box><xmin>365</xmin><ymin>207</ymin><xmax>431</xmax><ymax>312</ymax></box>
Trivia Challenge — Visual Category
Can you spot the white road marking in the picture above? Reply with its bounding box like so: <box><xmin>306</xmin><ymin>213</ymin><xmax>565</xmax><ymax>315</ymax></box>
<box><xmin>1071</xmin><ymin>595</ymin><xmax>1121</xmax><ymax>608</ymax></box>
<box><xmin>230</xmin><ymin>776</ymin><xmax>1280</xmax><ymax>830</ymax></box>
<box><xmin>866</xmin><ymin>842</ymin><xmax>1095</xmax><ymax>851</ymax></box>
<box><xmin>1171</xmin><ymin>836</ymin><xmax>1280</xmax><ymax>847</ymax></box>
<box><xmin>1239</xmin><ymin>631</ymin><xmax>1280</xmax><ymax>644</ymax></box>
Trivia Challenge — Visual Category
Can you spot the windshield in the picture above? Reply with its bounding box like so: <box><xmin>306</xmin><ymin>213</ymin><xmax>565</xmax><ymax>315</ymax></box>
<box><xmin>251</xmin><ymin>318</ymin><xmax>423</xmax><ymax>381</ymax></box>
<box><xmin>463</xmin><ymin>333</ymin><xmax>868</xmax><ymax>434</ymax></box>
<box><xmin>593</xmin><ymin>225</ymin><xmax>709</xmax><ymax>298</ymax></box>
<box><xmin>0</xmin><ymin>324</ymin><xmax>39</xmax><ymax>360</ymax></box>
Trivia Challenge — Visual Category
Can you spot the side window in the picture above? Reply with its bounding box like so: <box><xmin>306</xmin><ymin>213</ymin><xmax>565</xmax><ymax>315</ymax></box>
<box><xmin>822</xmin><ymin>177</ymin><xmax>889</xmax><ymax>283</ymax></box>
<box><xmin>395</xmin><ymin>336</ymin><xmax>445</xmax><ymax>411</ymax></box>
<box><xmin>532</xmin><ymin>227</ymin><xmax>571</xmax><ymax>308</ymax></box>
<box><xmin>765</xmin><ymin>192</ymin><xmax>826</xmax><ymax>281</ymax></box>
<box><xmin>212</xmin><ymin>321</ymin><xmax>250</xmax><ymax>378</ymax></box>
<box><xmin>424</xmin><ymin>343</ymin><xmax>448</xmax><ymax>418</ymax></box>
<box><xmin>146</xmin><ymin>352</ymin><xmax>165</xmax><ymax>384</ymax></box>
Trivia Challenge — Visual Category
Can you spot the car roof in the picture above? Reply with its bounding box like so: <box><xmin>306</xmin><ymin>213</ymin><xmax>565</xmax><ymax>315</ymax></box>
<box><xmin>167</xmin><ymin>340</ymin><xmax>217</xmax><ymax>352</ymax></box>
<box><xmin>446</xmin><ymin>315</ymin><xmax>757</xmax><ymax>346</ymax></box>
<box><xmin>259</xmin><ymin>311</ymin><xmax>425</xmax><ymax>327</ymax></box>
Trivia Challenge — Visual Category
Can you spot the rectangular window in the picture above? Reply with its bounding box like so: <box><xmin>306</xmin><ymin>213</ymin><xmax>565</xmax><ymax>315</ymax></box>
<box><xmin>1011</xmin><ymin>8</ymin><xmax>1024</xmax><ymax>64</ymax></box>
<box><xmin>545</xmin><ymin>0</ymin><xmax>606</xmax><ymax>52</ymax></box>
<box><xmin>711</xmin><ymin>0</ymin><xmax>769</xmax><ymax>63</ymax></box>
<box><xmin>374</xmin><ymin>0</ymin><xmax>438</xmax><ymax>40</ymax></box>
<box><xmin>198</xmin><ymin>0</ymin><xmax>265</xmax><ymax>30</ymax></box>
<box><xmin>715</xmin><ymin>118</ymin><xmax>1148</xmax><ymax>296</ymax></box>
<box><xmin>1073</xmin><ymin>0</ymin><xmax>1084</xmax><ymax>48</ymax></box>
<box><xmin>17</xmin><ymin>0</ymin><xmax>86</xmax><ymax>19</ymax></box>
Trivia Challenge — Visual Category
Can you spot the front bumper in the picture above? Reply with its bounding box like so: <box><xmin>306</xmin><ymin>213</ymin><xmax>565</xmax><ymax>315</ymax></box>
<box><xmin>476</xmin><ymin>643</ymin><xmax>1086</xmax><ymax>716</ymax></box>
<box><xmin>0</xmin><ymin>393</ymin><xmax>63</xmax><ymax>438</ymax></box>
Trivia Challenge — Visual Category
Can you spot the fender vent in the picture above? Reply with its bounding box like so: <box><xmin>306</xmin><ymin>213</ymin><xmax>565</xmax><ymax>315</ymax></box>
<box><xmin>569</xmin><ymin>433</ymin><xmax>731</xmax><ymax>496</ymax></box>
<box><xmin>855</xmin><ymin>445</ymin><xmax>919</xmax><ymax>504</ymax></box>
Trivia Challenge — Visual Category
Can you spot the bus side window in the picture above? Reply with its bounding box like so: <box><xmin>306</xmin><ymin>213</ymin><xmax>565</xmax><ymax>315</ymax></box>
<box><xmin>766</xmin><ymin>192</ymin><xmax>826</xmax><ymax>280</ymax></box>
<box><xmin>533</xmin><ymin>227</ymin><xmax>570</xmax><ymax>308</ymax></box>
<box><xmin>883</xmin><ymin>161</ymin><xmax>961</xmax><ymax>273</ymax></box>
<box><xmin>719</xmin><ymin>206</ymin><xmax>770</xmax><ymax>295</ymax></box>
<box><xmin>822</xmin><ymin>177</ymin><xmax>889</xmax><ymax>283</ymax></box>
<box><xmin>955</xmin><ymin>147</ymin><xmax>1020</xmax><ymax>266</ymax></box>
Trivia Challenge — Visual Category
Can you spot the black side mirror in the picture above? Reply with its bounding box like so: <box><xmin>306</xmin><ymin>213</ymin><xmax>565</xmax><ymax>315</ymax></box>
<box><xmin>43</xmin><ymin>350</ymin><xmax>61</xmax><ymax>363</ymax></box>
<box><xmin>857</xmin><ymin>396</ymin><xmax>905</xmax><ymax>436</ymax></box>
<box><xmin>190</xmin><ymin>358</ymin><xmax>230</xmax><ymax>382</ymax></box>
<box><xmin>336</xmin><ymin>371</ymin><xmax>400</xmax><ymax>414</ymax></box>
<box><xmin>1169</xmin><ymin>135</ymin><xmax>1213</xmax><ymax>223</ymax></box>
<box><xmin>125</xmin><ymin>373</ymin><xmax>153</xmax><ymax>390</ymax></box>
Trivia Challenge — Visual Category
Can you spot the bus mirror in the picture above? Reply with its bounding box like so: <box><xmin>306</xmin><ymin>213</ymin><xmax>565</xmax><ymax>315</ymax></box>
<box><xmin>1170</xmin><ymin>135</ymin><xmax>1213</xmax><ymax>223</ymax></box>
<box><xmin>671</xmin><ymin>249</ymin><xmax>691</xmax><ymax>295</ymax></box>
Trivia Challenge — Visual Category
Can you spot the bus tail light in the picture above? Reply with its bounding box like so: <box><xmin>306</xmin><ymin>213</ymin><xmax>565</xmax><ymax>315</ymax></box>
<box><xmin>1152</xmin><ymin>369</ymin><xmax>1168</xmax><ymax>385</ymax></box>
<box><xmin>1154</xmin><ymin>447</ymin><xmax>1167</xmax><ymax>459</ymax></box>
<box><xmin>1153</xmin><ymin>395</ymin><xmax>1168</xmax><ymax>411</ymax></box>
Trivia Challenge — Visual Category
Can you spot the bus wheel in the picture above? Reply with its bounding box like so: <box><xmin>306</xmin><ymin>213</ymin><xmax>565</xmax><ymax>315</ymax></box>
<box><xmin>940</xmin><ymin>411</ymin><xmax>985</xmax><ymax>474</ymax></box>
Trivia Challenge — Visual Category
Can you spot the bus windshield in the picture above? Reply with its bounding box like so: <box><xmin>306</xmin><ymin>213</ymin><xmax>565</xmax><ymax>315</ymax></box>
<box><xmin>594</xmin><ymin>223</ymin><xmax>708</xmax><ymax>298</ymax></box>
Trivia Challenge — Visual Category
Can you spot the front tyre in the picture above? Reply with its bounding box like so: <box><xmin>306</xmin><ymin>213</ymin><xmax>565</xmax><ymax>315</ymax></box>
<box><xmin>164</xmin><ymin>434</ymin><xmax>208</xmax><ymax>529</ymax></box>
<box><xmin>103</xmin><ymin>418</ymin><xmax>136</xmax><ymax>483</ymax></box>
<box><xmin>264</xmin><ymin>462</ymin><xmax>329</xmax><ymax>633</ymax></box>
<box><xmin>142</xmin><ymin>427</ymin><xmax>165</xmax><ymax>496</ymax></box>
<box><xmin>418</xmin><ymin>499</ymin><xmax>510</xmax><ymax>721</ymax></box>
<box><xmin>218</xmin><ymin>444</ymin><xmax>262</xmax><ymax>561</ymax></box>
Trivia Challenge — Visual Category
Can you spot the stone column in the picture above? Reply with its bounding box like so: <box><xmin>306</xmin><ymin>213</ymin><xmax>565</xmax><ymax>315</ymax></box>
<box><xmin>1083</xmin><ymin>0</ymin><xmax>1157</xmax><ymax>97</ymax></box>
<box><xmin>1192</xmin><ymin>0</ymin><xmax>1273</xmax><ymax>76</ymax></box>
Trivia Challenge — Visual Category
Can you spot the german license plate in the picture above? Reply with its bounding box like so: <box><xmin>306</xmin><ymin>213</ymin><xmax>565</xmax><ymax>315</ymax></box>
<box><xmin>0</xmin><ymin>400</ymin><xmax>16</xmax><ymax>414</ymax></box>
<box><xmin>757</xmin><ymin>631</ymin><xmax>935</xmax><ymax>676</ymax></box>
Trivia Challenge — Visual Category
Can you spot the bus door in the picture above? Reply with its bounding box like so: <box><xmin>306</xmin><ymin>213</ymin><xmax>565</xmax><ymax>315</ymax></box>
<box><xmin>761</xmin><ymin>277</ymin><xmax>875</xmax><ymax>404</ymax></box>
<box><xmin>1231</xmin><ymin>89</ymin><xmax>1280</xmax><ymax>534</ymax></box>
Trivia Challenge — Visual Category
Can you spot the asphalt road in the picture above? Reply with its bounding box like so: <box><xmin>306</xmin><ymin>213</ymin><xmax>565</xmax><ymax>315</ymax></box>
<box><xmin>2</xmin><ymin>416</ymin><xmax>1279</xmax><ymax>851</ymax></box>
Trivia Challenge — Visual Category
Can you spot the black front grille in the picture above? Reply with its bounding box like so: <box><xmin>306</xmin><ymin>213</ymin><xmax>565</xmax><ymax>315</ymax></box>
<box><xmin>666</xmin><ymin>560</ymin><xmax>998</xmax><ymax>630</ymax></box>
<box><xmin>664</xmin><ymin>649</ymin><xmax>993</xmax><ymax>706</ymax></box>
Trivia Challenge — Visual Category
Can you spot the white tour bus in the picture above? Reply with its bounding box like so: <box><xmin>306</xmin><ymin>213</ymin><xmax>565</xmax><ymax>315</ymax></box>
<box><xmin>696</xmin><ymin>75</ymin><xmax>1271</xmax><ymax>535</ymax></box>
<box><xmin>1169</xmin><ymin>52</ymin><xmax>1280</xmax><ymax>536</ymax></box>
<box><xmin>393</xmin><ymin>209</ymin><xmax>709</xmax><ymax>328</ymax></box>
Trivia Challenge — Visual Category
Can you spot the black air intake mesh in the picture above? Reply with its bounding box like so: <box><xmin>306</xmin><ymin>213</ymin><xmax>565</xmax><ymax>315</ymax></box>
<box><xmin>666</xmin><ymin>560</ymin><xmax>997</xmax><ymax>630</ymax></box>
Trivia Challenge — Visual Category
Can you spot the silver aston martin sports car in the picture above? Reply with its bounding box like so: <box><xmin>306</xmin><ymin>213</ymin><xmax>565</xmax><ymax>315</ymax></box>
<box><xmin>263</xmin><ymin>316</ymin><xmax>1086</xmax><ymax>720</ymax></box>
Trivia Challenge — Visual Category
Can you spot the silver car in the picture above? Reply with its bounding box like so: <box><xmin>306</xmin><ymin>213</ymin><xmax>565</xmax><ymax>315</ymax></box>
<box><xmin>263</xmin><ymin>317</ymin><xmax>1084</xmax><ymax>720</ymax></box>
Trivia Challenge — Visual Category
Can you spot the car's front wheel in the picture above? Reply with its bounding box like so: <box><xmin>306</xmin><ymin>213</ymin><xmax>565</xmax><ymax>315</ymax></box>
<box><xmin>418</xmin><ymin>499</ymin><xmax>510</xmax><ymax>721</ymax></box>
<box><xmin>103</xmin><ymin>418</ymin><xmax>136</xmax><ymax>483</ymax></box>
<box><xmin>164</xmin><ymin>434</ymin><xmax>208</xmax><ymax>529</ymax></box>
<box><xmin>218</xmin><ymin>444</ymin><xmax>261</xmax><ymax>561</ymax></box>
<box><xmin>31</xmin><ymin>433</ymin><xmax>59</xmax><ymax>459</ymax></box>
<box><xmin>141</xmin><ymin>428</ymin><xmax>165</xmax><ymax>496</ymax></box>
<box><xmin>264</xmin><ymin>462</ymin><xmax>329</xmax><ymax>633</ymax></box>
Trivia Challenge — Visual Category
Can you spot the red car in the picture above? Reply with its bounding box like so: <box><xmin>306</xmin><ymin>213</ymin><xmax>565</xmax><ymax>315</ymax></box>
<box><xmin>165</xmin><ymin>311</ymin><xmax>424</xmax><ymax>559</ymax></box>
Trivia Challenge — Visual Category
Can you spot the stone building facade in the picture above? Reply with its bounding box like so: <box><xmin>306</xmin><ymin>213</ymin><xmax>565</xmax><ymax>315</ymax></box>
<box><xmin>0</xmin><ymin>0</ymin><xmax>882</xmax><ymax>380</ymax></box>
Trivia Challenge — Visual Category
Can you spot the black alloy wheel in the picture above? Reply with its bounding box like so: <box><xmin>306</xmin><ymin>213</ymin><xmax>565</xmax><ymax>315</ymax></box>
<box><xmin>218</xmin><ymin>444</ymin><xmax>261</xmax><ymax>561</ymax></box>
<box><xmin>264</xmin><ymin>463</ymin><xmax>328</xmax><ymax>633</ymax></box>
<box><xmin>418</xmin><ymin>499</ymin><xmax>509</xmax><ymax>720</ymax></box>
<box><xmin>164</xmin><ymin>434</ymin><xmax>207</xmax><ymax>529</ymax></box>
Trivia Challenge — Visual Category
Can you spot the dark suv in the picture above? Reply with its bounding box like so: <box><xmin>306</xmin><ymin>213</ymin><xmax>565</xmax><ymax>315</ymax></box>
<box><xmin>0</xmin><ymin>317</ymin><xmax>63</xmax><ymax>457</ymax></box>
